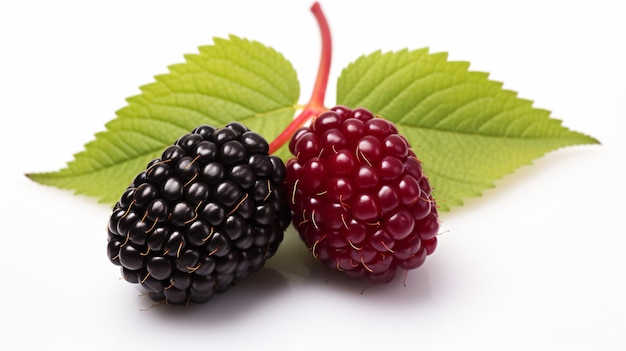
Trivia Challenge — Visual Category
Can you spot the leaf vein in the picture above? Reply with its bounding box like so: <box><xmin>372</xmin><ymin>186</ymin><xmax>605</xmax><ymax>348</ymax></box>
<box><xmin>183</xmin><ymin>55</ymin><xmax>294</xmax><ymax>105</ymax></box>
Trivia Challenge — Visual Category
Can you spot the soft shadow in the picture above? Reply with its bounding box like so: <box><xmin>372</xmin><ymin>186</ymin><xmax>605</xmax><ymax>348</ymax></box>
<box><xmin>304</xmin><ymin>253</ymin><xmax>438</xmax><ymax>306</ymax></box>
<box><xmin>268</xmin><ymin>225</ymin><xmax>440</xmax><ymax>307</ymax></box>
<box><xmin>137</xmin><ymin>266</ymin><xmax>289</xmax><ymax>323</ymax></box>
<box><xmin>139</xmin><ymin>211</ymin><xmax>447</xmax><ymax>319</ymax></box>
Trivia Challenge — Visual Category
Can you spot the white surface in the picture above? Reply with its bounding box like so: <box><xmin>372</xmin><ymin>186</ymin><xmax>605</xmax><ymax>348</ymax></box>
<box><xmin>1</xmin><ymin>0</ymin><xmax>624</xmax><ymax>350</ymax></box>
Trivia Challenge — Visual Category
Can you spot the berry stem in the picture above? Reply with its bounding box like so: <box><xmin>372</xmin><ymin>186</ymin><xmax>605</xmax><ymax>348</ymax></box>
<box><xmin>308</xmin><ymin>2</ymin><xmax>332</xmax><ymax>113</ymax></box>
<box><xmin>268</xmin><ymin>2</ymin><xmax>332</xmax><ymax>154</ymax></box>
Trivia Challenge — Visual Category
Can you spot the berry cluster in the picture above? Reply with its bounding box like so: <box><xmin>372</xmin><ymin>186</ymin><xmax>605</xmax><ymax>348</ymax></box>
<box><xmin>285</xmin><ymin>106</ymin><xmax>439</xmax><ymax>283</ymax></box>
<box><xmin>106</xmin><ymin>5</ymin><xmax>441</xmax><ymax>303</ymax></box>
<box><xmin>107</xmin><ymin>123</ymin><xmax>291</xmax><ymax>304</ymax></box>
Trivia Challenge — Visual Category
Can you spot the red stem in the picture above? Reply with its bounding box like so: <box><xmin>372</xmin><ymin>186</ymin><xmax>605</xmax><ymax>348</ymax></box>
<box><xmin>268</xmin><ymin>2</ymin><xmax>332</xmax><ymax>154</ymax></box>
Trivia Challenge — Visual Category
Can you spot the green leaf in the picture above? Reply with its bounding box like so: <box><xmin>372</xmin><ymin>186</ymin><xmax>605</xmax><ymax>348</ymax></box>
<box><xmin>27</xmin><ymin>35</ymin><xmax>300</xmax><ymax>204</ymax></box>
<box><xmin>336</xmin><ymin>49</ymin><xmax>599</xmax><ymax>211</ymax></box>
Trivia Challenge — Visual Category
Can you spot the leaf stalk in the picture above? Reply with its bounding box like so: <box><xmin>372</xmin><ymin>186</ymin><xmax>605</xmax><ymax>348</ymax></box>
<box><xmin>268</xmin><ymin>2</ymin><xmax>331</xmax><ymax>154</ymax></box>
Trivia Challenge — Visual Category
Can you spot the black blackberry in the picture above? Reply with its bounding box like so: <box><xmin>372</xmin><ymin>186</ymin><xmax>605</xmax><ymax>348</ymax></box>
<box><xmin>107</xmin><ymin>122</ymin><xmax>291</xmax><ymax>304</ymax></box>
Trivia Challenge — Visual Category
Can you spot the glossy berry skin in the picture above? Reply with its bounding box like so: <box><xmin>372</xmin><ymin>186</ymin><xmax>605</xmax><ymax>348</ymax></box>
<box><xmin>285</xmin><ymin>106</ymin><xmax>439</xmax><ymax>284</ymax></box>
<box><xmin>107</xmin><ymin>123</ymin><xmax>291</xmax><ymax>304</ymax></box>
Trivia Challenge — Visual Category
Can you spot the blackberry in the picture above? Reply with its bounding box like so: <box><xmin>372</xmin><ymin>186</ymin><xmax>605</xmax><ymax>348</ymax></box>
<box><xmin>107</xmin><ymin>122</ymin><xmax>291</xmax><ymax>304</ymax></box>
<box><xmin>285</xmin><ymin>106</ymin><xmax>440</xmax><ymax>284</ymax></box>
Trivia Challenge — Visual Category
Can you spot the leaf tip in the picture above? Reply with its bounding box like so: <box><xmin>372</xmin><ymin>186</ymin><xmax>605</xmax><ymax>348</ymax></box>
<box><xmin>24</xmin><ymin>171</ymin><xmax>42</xmax><ymax>183</ymax></box>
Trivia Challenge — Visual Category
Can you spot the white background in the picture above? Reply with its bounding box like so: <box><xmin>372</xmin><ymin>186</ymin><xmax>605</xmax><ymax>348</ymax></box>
<box><xmin>1</xmin><ymin>0</ymin><xmax>624</xmax><ymax>350</ymax></box>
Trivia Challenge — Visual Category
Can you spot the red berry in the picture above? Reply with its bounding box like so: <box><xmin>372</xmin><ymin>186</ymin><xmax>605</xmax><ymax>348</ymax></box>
<box><xmin>285</xmin><ymin>106</ymin><xmax>439</xmax><ymax>284</ymax></box>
